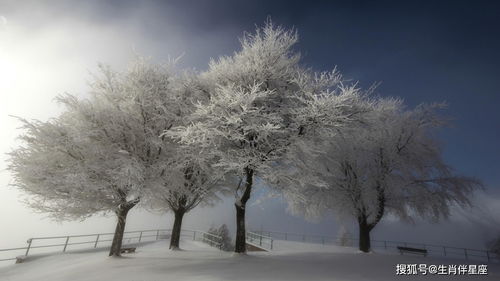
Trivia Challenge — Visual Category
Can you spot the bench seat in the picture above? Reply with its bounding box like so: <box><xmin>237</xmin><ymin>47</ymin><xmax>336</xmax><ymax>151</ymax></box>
<box><xmin>397</xmin><ymin>246</ymin><xmax>427</xmax><ymax>257</ymax></box>
<box><xmin>120</xmin><ymin>247</ymin><xmax>136</xmax><ymax>254</ymax></box>
<box><xmin>15</xmin><ymin>255</ymin><xmax>27</xmax><ymax>264</ymax></box>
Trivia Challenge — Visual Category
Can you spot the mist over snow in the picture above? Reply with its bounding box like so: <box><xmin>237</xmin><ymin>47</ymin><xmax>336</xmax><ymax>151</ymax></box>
<box><xmin>2</xmin><ymin>239</ymin><xmax>498</xmax><ymax>281</ymax></box>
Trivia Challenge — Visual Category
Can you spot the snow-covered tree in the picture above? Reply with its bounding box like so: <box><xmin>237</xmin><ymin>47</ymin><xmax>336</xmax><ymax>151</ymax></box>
<box><xmin>218</xmin><ymin>224</ymin><xmax>233</xmax><ymax>251</ymax></box>
<box><xmin>9</xmin><ymin>94</ymin><xmax>145</xmax><ymax>257</ymax></box>
<box><xmin>284</xmin><ymin>99</ymin><xmax>482</xmax><ymax>252</ymax></box>
<box><xmin>8</xmin><ymin>59</ymin><xmax>177</xmax><ymax>256</ymax></box>
<box><xmin>8</xmin><ymin>115</ymin><xmax>137</xmax><ymax>221</ymax></box>
<box><xmin>208</xmin><ymin>224</ymin><xmax>233</xmax><ymax>251</ymax></box>
<box><xmin>134</xmin><ymin>71</ymin><xmax>224</xmax><ymax>250</ymax></box>
<box><xmin>167</xmin><ymin>21</ymin><xmax>365</xmax><ymax>253</ymax></box>
<box><xmin>337</xmin><ymin>225</ymin><xmax>354</xmax><ymax>247</ymax></box>
<box><xmin>148</xmin><ymin>154</ymin><xmax>223</xmax><ymax>250</ymax></box>
<box><xmin>165</xmin><ymin>164</ymin><xmax>219</xmax><ymax>250</ymax></box>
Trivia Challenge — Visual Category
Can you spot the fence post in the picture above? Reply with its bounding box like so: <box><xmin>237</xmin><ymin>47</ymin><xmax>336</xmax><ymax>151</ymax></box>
<box><xmin>138</xmin><ymin>231</ymin><xmax>142</xmax><ymax>242</ymax></box>
<box><xmin>25</xmin><ymin>238</ymin><xmax>33</xmax><ymax>256</ymax></box>
<box><xmin>443</xmin><ymin>247</ymin><xmax>447</xmax><ymax>256</ymax></box>
<box><xmin>260</xmin><ymin>235</ymin><xmax>262</xmax><ymax>246</ymax></box>
<box><xmin>384</xmin><ymin>241</ymin><xmax>387</xmax><ymax>250</ymax></box>
<box><xmin>156</xmin><ymin>230</ymin><xmax>160</xmax><ymax>240</ymax></box>
<box><xmin>193</xmin><ymin>231</ymin><xmax>196</xmax><ymax>241</ymax></box>
<box><xmin>271</xmin><ymin>239</ymin><xmax>273</xmax><ymax>250</ymax></box>
<box><xmin>464</xmin><ymin>248</ymin><xmax>468</xmax><ymax>260</ymax></box>
<box><xmin>94</xmin><ymin>234</ymin><xmax>100</xmax><ymax>248</ymax></box>
<box><xmin>63</xmin><ymin>236</ymin><xmax>70</xmax><ymax>252</ymax></box>
<box><xmin>486</xmin><ymin>251</ymin><xmax>490</xmax><ymax>262</ymax></box>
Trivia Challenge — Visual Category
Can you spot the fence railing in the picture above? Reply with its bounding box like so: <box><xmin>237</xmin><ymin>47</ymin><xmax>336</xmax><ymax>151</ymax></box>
<box><xmin>252</xmin><ymin>230</ymin><xmax>499</xmax><ymax>263</ymax></box>
<box><xmin>0</xmin><ymin>228</ymin><xmax>221</xmax><ymax>264</ymax></box>
<box><xmin>198</xmin><ymin>231</ymin><xmax>223</xmax><ymax>249</ymax></box>
<box><xmin>0</xmin><ymin>228</ymin><xmax>170</xmax><ymax>263</ymax></box>
<box><xmin>3</xmin><ymin>228</ymin><xmax>496</xmax><ymax>264</ymax></box>
<box><xmin>246</xmin><ymin>231</ymin><xmax>273</xmax><ymax>250</ymax></box>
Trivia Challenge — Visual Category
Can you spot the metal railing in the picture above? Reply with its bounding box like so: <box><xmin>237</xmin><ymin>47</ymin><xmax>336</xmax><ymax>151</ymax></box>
<box><xmin>246</xmin><ymin>231</ymin><xmax>273</xmax><ymax>250</ymax></box>
<box><xmin>197</xmin><ymin>231</ymin><xmax>223</xmax><ymax>249</ymax></box>
<box><xmin>4</xmin><ymin>227</ymin><xmax>495</xmax><ymax>264</ymax></box>
<box><xmin>0</xmin><ymin>228</ymin><xmax>221</xmax><ymax>264</ymax></box>
<box><xmin>0</xmin><ymin>247</ymin><xmax>31</xmax><ymax>262</ymax></box>
<box><xmin>0</xmin><ymin>228</ymin><xmax>170</xmax><ymax>263</ymax></box>
<box><xmin>252</xmin><ymin>230</ymin><xmax>499</xmax><ymax>263</ymax></box>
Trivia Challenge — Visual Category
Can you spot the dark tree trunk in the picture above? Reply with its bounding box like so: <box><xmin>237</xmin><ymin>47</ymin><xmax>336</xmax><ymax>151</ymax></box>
<box><xmin>109</xmin><ymin>208</ymin><xmax>130</xmax><ymax>257</ymax></box>
<box><xmin>358</xmin><ymin>216</ymin><xmax>371</xmax><ymax>253</ymax></box>
<box><xmin>234</xmin><ymin>203</ymin><xmax>246</xmax><ymax>253</ymax></box>
<box><xmin>357</xmin><ymin>184</ymin><xmax>386</xmax><ymax>253</ymax></box>
<box><xmin>169</xmin><ymin>209</ymin><xmax>185</xmax><ymax>249</ymax></box>
<box><xmin>234</xmin><ymin>167</ymin><xmax>254</xmax><ymax>253</ymax></box>
<box><xmin>109</xmin><ymin>199</ymin><xmax>139</xmax><ymax>257</ymax></box>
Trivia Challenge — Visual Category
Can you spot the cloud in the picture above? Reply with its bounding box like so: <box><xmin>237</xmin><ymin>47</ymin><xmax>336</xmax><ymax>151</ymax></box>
<box><xmin>453</xmin><ymin>188</ymin><xmax>500</xmax><ymax>234</ymax></box>
<box><xmin>0</xmin><ymin>0</ymin><xmax>250</xmax><ymax>249</ymax></box>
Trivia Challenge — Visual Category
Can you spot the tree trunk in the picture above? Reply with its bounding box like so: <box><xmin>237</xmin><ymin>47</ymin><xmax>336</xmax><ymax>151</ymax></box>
<box><xmin>358</xmin><ymin>216</ymin><xmax>371</xmax><ymax>253</ymax></box>
<box><xmin>234</xmin><ymin>203</ymin><xmax>246</xmax><ymax>253</ymax></box>
<box><xmin>109</xmin><ymin>199</ymin><xmax>139</xmax><ymax>257</ymax></box>
<box><xmin>357</xmin><ymin>186</ymin><xmax>385</xmax><ymax>253</ymax></box>
<box><xmin>169</xmin><ymin>209</ymin><xmax>185</xmax><ymax>250</ymax></box>
<box><xmin>234</xmin><ymin>167</ymin><xmax>254</xmax><ymax>253</ymax></box>
<box><xmin>109</xmin><ymin>207</ymin><xmax>130</xmax><ymax>257</ymax></box>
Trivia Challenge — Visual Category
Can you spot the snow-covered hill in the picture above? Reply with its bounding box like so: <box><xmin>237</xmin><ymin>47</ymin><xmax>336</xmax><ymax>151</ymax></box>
<box><xmin>1</xmin><ymin>239</ymin><xmax>499</xmax><ymax>281</ymax></box>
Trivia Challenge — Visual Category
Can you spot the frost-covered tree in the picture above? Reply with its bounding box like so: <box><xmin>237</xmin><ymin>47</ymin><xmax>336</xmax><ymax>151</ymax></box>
<box><xmin>8</xmin><ymin>59</ymin><xmax>178</xmax><ymax>256</ymax></box>
<box><xmin>167</xmin><ymin>21</ymin><xmax>365</xmax><ymax>253</ymax></box>
<box><xmin>337</xmin><ymin>225</ymin><xmax>354</xmax><ymax>247</ymax></box>
<box><xmin>217</xmin><ymin>224</ymin><xmax>233</xmax><ymax>251</ymax></box>
<box><xmin>284</xmin><ymin>99</ymin><xmax>482</xmax><ymax>252</ymax></box>
<box><xmin>148</xmin><ymin>154</ymin><xmax>223</xmax><ymax>250</ymax></box>
<box><xmin>208</xmin><ymin>224</ymin><xmax>233</xmax><ymax>251</ymax></box>
<box><xmin>137</xmin><ymin>72</ymin><xmax>224</xmax><ymax>250</ymax></box>
<box><xmin>8</xmin><ymin>95</ymin><xmax>144</xmax><ymax>257</ymax></box>
<box><xmin>8</xmin><ymin>116</ymin><xmax>138</xmax><ymax>221</ymax></box>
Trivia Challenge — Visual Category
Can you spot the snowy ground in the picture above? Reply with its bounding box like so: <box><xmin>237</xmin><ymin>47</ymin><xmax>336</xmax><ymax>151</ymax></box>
<box><xmin>1</xmin><ymin>239</ymin><xmax>499</xmax><ymax>281</ymax></box>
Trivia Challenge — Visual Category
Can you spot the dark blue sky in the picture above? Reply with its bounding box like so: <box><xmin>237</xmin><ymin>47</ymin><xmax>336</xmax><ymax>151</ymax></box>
<box><xmin>54</xmin><ymin>0</ymin><xmax>498</xmax><ymax>185</ymax></box>
<box><xmin>4</xmin><ymin>0</ymin><xmax>499</xmax><ymax>194</ymax></box>
<box><xmin>199</xmin><ymin>0</ymin><xmax>500</xmax><ymax>187</ymax></box>
<box><xmin>132</xmin><ymin>0</ymin><xmax>500</xmax><ymax>186</ymax></box>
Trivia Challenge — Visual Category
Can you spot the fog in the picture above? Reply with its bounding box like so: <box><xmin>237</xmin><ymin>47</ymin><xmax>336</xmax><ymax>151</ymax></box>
<box><xmin>1</xmin><ymin>0</ymin><xmax>499</xmax><ymax>252</ymax></box>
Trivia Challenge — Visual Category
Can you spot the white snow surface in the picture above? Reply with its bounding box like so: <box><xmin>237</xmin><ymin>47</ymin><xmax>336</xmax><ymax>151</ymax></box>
<box><xmin>1</xmin><ymin>239</ymin><xmax>499</xmax><ymax>281</ymax></box>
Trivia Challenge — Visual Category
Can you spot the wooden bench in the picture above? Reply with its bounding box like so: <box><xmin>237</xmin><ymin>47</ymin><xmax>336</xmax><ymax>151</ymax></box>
<box><xmin>120</xmin><ymin>247</ymin><xmax>136</xmax><ymax>254</ymax></box>
<box><xmin>15</xmin><ymin>255</ymin><xmax>27</xmax><ymax>264</ymax></box>
<box><xmin>397</xmin><ymin>246</ymin><xmax>427</xmax><ymax>257</ymax></box>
